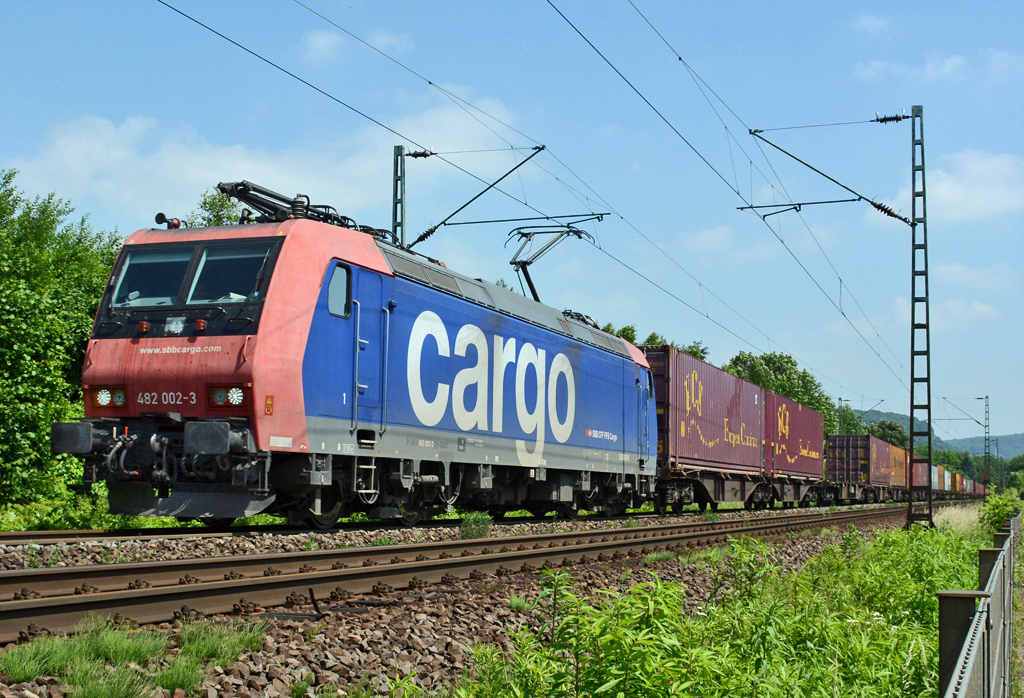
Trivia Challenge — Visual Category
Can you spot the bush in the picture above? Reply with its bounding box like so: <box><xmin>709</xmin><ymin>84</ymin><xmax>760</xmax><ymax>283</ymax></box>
<box><xmin>459</xmin><ymin>511</ymin><xmax>493</xmax><ymax>540</ymax></box>
<box><xmin>978</xmin><ymin>488</ymin><xmax>1021</xmax><ymax>535</ymax></box>
<box><xmin>449</xmin><ymin>523</ymin><xmax>985</xmax><ymax>697</ymax></box>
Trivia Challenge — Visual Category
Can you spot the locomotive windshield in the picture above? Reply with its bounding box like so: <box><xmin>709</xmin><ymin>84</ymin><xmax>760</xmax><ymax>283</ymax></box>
<box><xmin>186</xmin><ymin>242</ymin><xmax>274</xmax><ymax>305</ymax></box>
<box><xmin>112</xmin><ymin>247</ymin><xmax>195</xmax><ymax>307</ymax></box>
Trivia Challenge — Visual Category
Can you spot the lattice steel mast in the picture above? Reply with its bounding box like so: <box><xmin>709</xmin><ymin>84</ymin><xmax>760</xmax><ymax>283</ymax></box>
<box><xmin>907</xmin><ymin>106</ymin><xmax>934</xmax><ymax>529</ymax></box>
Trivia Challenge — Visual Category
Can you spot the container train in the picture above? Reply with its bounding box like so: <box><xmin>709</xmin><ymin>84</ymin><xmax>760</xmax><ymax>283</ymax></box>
<box><xmin>50</xmin><ymin>181</ymin><xmax>984</xmax><ymax>527</ymax></box>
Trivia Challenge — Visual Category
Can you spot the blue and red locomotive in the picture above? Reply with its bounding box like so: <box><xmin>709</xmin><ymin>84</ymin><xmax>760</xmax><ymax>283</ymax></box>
<box><xmin>51</xmin><ymin>181</ymin><xmax>982</xmax><ymax>527</ymax></box>
<box><xmin>52</xmin><ymin>183</ymin><xmax>657</xmax><ymax>527</ymax></box>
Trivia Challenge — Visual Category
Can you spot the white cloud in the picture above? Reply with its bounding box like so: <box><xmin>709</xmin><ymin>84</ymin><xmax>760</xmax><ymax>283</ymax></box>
<box><xmin>855</xmin><ymin>53</ymin><xmax>967</xmax><ymax>81</ymax></box>
<box><xmin>893</xmin><ymin>296</ymin><xmax>1001</xmax><ymax>332</ymax></box>
<box><xmin>934</xmin><ymin>262</ymin><xmax>1020</xmax><ymax>292</ymax></box>
<box><xmin>368</xmin><ymin>30</ymin><xmax>413</xmax><ymax>55</ymax></box>
<box><xmin>8</xmin><ymin>99</ymin><xmax>524</xmax><ymax>231</ymax></box>
<box><xmin>301</xmin><ymin>30</ymin><xmax>344</xmax><ymax>66</ymax></box>
<box><xmin>871</xmin><ymin>150</ymin><xmax>1024</xmax><ymax>224</ymax></box>
<box><xmin>854</xmin><ymin>14</ymin><xmax>889</xmax><ymax>36</ymax></box>
<box><xmin>987</xmin><ymin>50</ymin><xmax>1024</xmax><ymax>84</ymax></box>
<box><xmin>679</xmin><ymin>224</ymin><xmax>776</xmax><ymax>265</ymax></box>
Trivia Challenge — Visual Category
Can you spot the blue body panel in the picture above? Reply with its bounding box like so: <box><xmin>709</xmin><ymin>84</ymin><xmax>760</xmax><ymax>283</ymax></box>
<box><xmin>303</xmin><ymin>265</ymin><xmax>655</xmax><ymax>471</ymax></box>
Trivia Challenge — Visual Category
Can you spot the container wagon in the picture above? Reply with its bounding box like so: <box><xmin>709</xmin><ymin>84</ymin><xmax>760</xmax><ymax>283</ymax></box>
<box><xmin>644</xmin><ymin>346</ymin><xmax>825</xmax><ymax>511</ymax></box>
<box><xmin>825</xmin><ymin>435</ymin><xmax>893</xmax><ymax>503</ymax></box>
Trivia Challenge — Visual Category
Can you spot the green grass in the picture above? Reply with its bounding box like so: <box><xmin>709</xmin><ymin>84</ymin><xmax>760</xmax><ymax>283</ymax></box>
<box><xmin>459</xmin><ymin>511</ymin><xmax>493</xmax><ymax>540</ymax></box>
<box><xmin>0</xmin><ymin>615</ymin><xmax>267</xmax><ymax>696</ymax></box>
<box><xmin>509</xmin><ymin>594</ymin><xmax>531</xmax><ymax>612</ymax></box>
<box><xmin>442</xmin><ymin>518</ymin><xmax>990</xmax><ymax>697</ymax></box>
<box><xmin>370</xmin><ymin>537</ymin><xmax>396</xmax><ymax>547</ymax></box>
<box><xmin>642</xmin><ymin>551</ymin><xmax>675</xmax><ymax>564</ymax></box>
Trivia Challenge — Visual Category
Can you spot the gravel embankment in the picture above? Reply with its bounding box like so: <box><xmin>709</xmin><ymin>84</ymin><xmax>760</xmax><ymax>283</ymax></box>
<box><xmin>0</xmin><ymin>514</ymin><xmax>903</xmax><ymax>698</ymax></box>
<box><xmin>0</xmin><ymin>505</ymin><xmax>896</xmax><ymax>571</ymax></box>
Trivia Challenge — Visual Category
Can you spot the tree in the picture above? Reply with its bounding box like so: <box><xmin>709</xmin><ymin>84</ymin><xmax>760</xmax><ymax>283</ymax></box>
<box><xmin>680</xmin><ymin>340</ymin><xmax>709</xmax><ymax>362</ymax></box>
<box><xmin>642</xmin><ymin>331</ymin><xmax>667</xmax><ymax>345</ymax></box>
<box><xmin>600</xmin><ymin>323</ymin><xmax>637</xmax><ymax>344</ymax></box>
<box><xmin>185</xmin><ymin>188</ymin><xmax>241</xmax><ymax>228</ymax></box>
<box><xmin>836</xmin><ymin>404</ymin><xmax>865</xmax><ymax>434</ymax></box>
<box><xmin>865</xmin><ymin>419</ymin><xmax>908</xmax><ymax>449</ymax></box>
<box><xmin>0</xmin><ymin>169</ymin><xmax>120</xmax><ymax>503</ymax></box>
<box><xmin>723</xmin><ymin>351</ymin><xmax>838</xmax><ymax>436</ymax></box>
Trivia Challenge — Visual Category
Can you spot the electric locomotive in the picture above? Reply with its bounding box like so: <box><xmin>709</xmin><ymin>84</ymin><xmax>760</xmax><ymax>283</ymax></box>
<box><xmin>52</xmin><ymin>182</ymin><xmax>659</xmax><ymax>527</ymax></box>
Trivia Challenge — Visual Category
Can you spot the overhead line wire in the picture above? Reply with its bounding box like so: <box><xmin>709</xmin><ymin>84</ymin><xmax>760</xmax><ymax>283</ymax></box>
<box><xmin>155</xmin><ymin>0</ymin><xmax>559</xmax><ymax>226</ymax></box>
<box><xmin>606</xmin><ymin>0</ymin><xmax>911</xmax><ymax>391</ymax></box>
<box><xmin>291</xmin><ymin>0</ymin><xmax>879</xmax><ymax>403</ymax></box>
<box><xmin>629</xmin><ymin>0</ymin><xmax>910</xmax><ymax>381</ymax></box>
<box><xmin>174</xmin><ymin>0</ymin><xmax>877</xmax><ymax>403</ymax></box>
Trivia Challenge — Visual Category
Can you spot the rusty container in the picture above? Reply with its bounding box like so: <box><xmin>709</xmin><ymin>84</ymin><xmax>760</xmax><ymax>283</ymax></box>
<box><xmin>888</xmin><ymin>444</ymin><xmax>908</xmax><ymax>488</ymax></box>
<box><xmin>763</xmin><ymin>390</ymin><xmax>824</xmax><ymax>478</ymax></box>
<box><xmin>826</xmin><ymin>435</ymin><xmax>891</xmax><ymax>486</ymax></box>
<box><xmin>912</xmin><ymin>460</ymin><xmax>929</xmax><ymax>487</ymax></box>
<box><xmin>645</xmin><ymin>346</ymin><xmax>764</xmax><ymax>475</ymax></box>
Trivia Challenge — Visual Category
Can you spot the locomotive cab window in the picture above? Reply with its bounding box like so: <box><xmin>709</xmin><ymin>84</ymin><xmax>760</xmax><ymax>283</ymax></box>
<box><xmin>327</xmin><ymin>264</ymin><xmax>350</xmax><ymax>317</ymax></box>
<box><xmin>186</xmin><ymin>241</ymin><xmax>276</xmax><ymax>305</ymax></box>
<box><xmin>111</xmin><ymin>247</ymin><xmax>196</xmax><ymax>307</ymax></box>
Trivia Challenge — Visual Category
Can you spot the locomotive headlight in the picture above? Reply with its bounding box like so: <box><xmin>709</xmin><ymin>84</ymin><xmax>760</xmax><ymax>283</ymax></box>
<box><xmin>212</xmin><ymin>388</ymin><xmax>228</xmax><ymax>406</ymax></box>
<box><xmin>207</xmin><ymin>385</ymin><xmax>245</xmax><ymax>409</ymax></box>
<box><xmin>92</xmin><ymin>386</ymin><xmax>127</xmax><ymax>409</ymax></box>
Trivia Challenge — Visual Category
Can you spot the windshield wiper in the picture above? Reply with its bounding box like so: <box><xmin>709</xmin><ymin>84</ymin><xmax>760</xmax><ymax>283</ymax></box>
<box><xmin>241</xmin><ymin>249</ymin><xmax>273</xmax><ymax>312</ymax></box>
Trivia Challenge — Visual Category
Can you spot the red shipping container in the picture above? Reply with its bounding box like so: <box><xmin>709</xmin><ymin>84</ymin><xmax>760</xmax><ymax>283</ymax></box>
<box><xmin>646</xmin><ymin>347</ymin><xmax>764</xmax><ymax>474</ymax></box>
<box><xmin>826</xmin><ymin>435</ymin><xmax>891</xmax><ymax>486</ymax></box>
<box><xmin>763</xmin><ymin>389</ymin><xmax>824</xmax><ymax>478</ymax></box>
<box><xmin>912</xmin><ymin>460</ymin><xmax>929</xmax><ymax>487</ymax></box>
<box><xmin>889</xmin><ymin>444</ymin><xmax>908</xmax><ymax>488</ymax></box>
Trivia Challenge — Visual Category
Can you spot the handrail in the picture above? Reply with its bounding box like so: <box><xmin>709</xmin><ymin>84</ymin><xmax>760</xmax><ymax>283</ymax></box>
<box><xmin>940</xmin><ymin>508</ymin><xmax>1020</xmax><ymax>697</ymax></box>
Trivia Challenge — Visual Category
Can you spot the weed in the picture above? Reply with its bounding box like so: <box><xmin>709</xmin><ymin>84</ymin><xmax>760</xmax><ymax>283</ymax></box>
<box><xmin>303</xmin><ymin>537</ymin><xmax>318</xmax><ymax>551</ymax></box>
<box><xmin>979</xmin><ymin>489</ymin><xmax>1020</xmax><ymax>535</ymax></box>
<box><xmin>290</xmin><ymin>673</ymin><xmax>312</xmax><ymax>697</ymax></box>
<box><xmin>643</xmin><ymin>550</ymin><xmax>675</xmax><ymax>564</ymax></box>
<box><xmin>315</xmin><ymin>685</ymin><xmax>340</xmax><ymax>697</ymax></box>
<box><xmin>619</xmin><ymin>568</ymin><xmax>633</xmax><ymax>584</ymax></box>
<box><xmin>622</xmin><ymin>516</ymin><xmax>638</xmax><ymax>528</ymax></box>
<box><xmin>819</xmin><ymin>527</ymin><xmax>837</xmax><ymax>537</ymax></box>
<box><xmin>370</xmin><ymin>537</ymin><xmax>396</xmax><ymax>547</ymax></box>
<box><xmin>459</xmin><ymin>511</ymin><xmax>493</xmax><ymax>540</ymax></box>
<box><xmin>934</xmin><ymin>505</ymin><xmax>982</xmax><ymax>537</ymax></box>
<box><xmin>304</xmin><ymin>623</ymin><xmax>324</xmax><ymax>643</ymax></box>
<box><xmin>509</xmin><ymin>593</ymin><xmax>531</xmax><ymax>612</ymax></box>
<box><xmin>153</xmin><ymin>653</ymin><xmax>202</xmax><ymax>694</ymax></box>
<box><xmin>697</xmin><ymin>509</ymin><xmax>719</xmax><ymax>522</ymax></box>
<box><xmin>177</xmin><ymin>619</ymin><xmax>267</xmax><ymax>667</ymax></box>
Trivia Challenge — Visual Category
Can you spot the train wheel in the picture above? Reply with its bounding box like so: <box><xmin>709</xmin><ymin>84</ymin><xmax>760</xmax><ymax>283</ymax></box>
<box><xmin>556</xmin><ymin>501</ymin><xmax>579</xmax><ymax>520</ymax></box>
<box><xmin>308</xmin><ymin>496</ymin><xmax>346</xmax><ymax>531</ymax></box>
<box><xmin>399</xmin><ymin>502</ymin><xmax>426</xmax><ymax>527</ymax></box>
<box><xmin>198</xmin><ymin>517</ymin><xmax>236</xmax><ymax>530</ymax></box>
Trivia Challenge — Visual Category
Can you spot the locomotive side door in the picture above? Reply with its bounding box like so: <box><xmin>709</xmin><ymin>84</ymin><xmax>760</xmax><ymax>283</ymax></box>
<box><xmin>350</xmin><ymin>267</ymin><xmax>384</xmax><ymax>430</ymax></box>
<box><xmin>637</xmin><ymin>366</ymin><xmax>651</xmax><ymax>463</ymax></box>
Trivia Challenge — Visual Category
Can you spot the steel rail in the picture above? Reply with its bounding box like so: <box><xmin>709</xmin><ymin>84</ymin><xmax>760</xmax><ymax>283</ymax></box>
<box><xmin>0</xmin><ymin>507</ymin><xmax>896</xmax><ymax>601</ymax></box>
<box><xmin>0</xmin><ymin>504</ymin><xmax>926</xmax><ymax>643</ymax></box>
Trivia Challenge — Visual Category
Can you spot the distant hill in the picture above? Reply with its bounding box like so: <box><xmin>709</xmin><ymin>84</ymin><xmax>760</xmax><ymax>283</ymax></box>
<box><xmin>940</xmin><ymin>434</ymin><xmax>1024</xmax><ymax>460</ymax></box>
<box><xmin>859</xmin><ymin>409</ymin><xmax>949</xmax><ymax>450</ymax></box>
<box><xmin>859</xmin><ymin>409</ymin><xmax>1022</xmax><ymax>459</ymax></box>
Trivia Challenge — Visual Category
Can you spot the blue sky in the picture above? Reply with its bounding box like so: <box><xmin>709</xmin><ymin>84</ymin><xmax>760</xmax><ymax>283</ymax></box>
<box><xmin>2</xmin><ymin>0</ymin><xmax>1022</xmax><ymax>437</ymax></box>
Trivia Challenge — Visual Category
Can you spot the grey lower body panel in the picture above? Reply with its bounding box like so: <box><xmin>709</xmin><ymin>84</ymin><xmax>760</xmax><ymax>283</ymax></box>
<box><xmin>307</xmin><ymin>416</ymin><xmax>654</xmax><ymax>478</ymax></box>
<box><xmin>108</xmin><ymin>481</ymin><xmax>275</xmax><ymax>518</ymax></box>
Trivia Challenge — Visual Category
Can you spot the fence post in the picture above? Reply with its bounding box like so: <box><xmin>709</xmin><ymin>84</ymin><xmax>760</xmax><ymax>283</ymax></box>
<box><xmin>937</xmin><ymin>590</ymin><xmax>990</xmax><ymax>695</ymax></box>
<box><xmin>994</xmin><ymin>532</ymin><xmax>1009</xmax><ymax>549</ymax></box>
<box><xmin>979</xmin><ymin>548</ymin><xmax>1001</xmax><ymax>590</ymax></box>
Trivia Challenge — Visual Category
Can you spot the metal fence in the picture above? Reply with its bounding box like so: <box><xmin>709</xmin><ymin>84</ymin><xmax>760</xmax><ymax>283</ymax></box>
<box><xmin>939</xmin><ymin>510</ymin><xmax>1020</xmax><ymax>698</ymax></box>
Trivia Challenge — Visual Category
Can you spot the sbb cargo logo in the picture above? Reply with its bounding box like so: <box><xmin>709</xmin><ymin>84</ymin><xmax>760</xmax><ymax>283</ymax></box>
<box><xmin>407</xmin><ymin>311</ymin><xmax>576</xmax><ymax>467</ymax></box>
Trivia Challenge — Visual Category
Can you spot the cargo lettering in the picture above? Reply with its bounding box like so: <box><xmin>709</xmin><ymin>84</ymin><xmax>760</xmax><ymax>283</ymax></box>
<box><xmin>407</xmin><ymin>311</ymin><xmax>576</xmax><ymax>466</ymax></box>
<box><xmin>723</xmin><ymin>419</ymin><xmax>758</xmax><ymax>448</ymax></box>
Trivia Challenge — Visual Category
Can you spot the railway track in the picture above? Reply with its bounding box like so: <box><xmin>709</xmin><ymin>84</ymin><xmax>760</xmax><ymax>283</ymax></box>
<box><xmin>0</xmin><ymin>500</ymin><xmax>919</xmax><ymax>547</ymax></box>
<box><xmin>0</xmin><ymin>503</ymin><xmax>927</xmax><ymax>643</ymax></box>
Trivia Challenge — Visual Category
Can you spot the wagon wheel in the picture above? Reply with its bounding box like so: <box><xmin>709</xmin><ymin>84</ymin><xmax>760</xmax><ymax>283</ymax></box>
<box><xmin>399</xmin><ymin>501</ymin><xmax>427</xmax><ymax>527</ymax></box>
<box><xmin>308</xmin><ymin>488</ymin><xmax>347</xmax><ymax>531</ymax></box>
